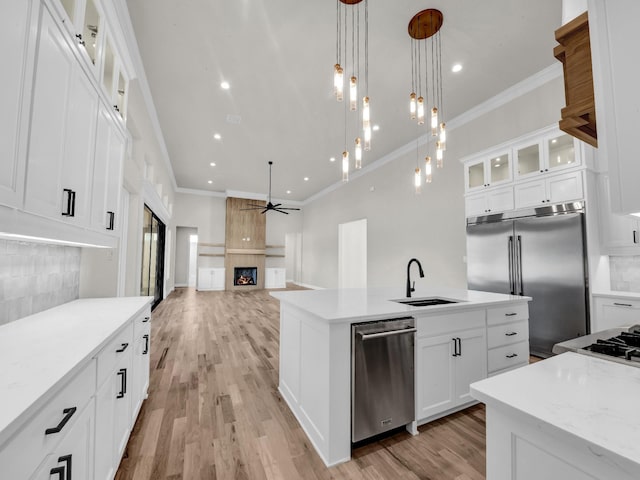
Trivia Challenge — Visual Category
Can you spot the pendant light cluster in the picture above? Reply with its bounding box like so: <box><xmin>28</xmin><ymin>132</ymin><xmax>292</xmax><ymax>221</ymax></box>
<box><xmin>334</xmin><ymin>0</ymin><xmax>370</xmax><ymax>182</ymax></box>
<box><xmin>408</xmin><ymin>9</ymin><xmax>447</xmax><ymax>191</ymax></box>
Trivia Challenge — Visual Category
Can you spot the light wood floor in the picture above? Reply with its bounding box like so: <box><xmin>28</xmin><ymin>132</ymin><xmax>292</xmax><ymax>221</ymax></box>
<box><xmin>115</xmin><ymin>286</ymin><xmax>487</xmax><ymax>480</ymax></box>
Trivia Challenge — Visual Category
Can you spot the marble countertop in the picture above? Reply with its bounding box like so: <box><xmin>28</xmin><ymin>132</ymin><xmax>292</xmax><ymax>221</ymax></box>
<box><xmin>0</xmin><ymin>296</ymin><xmax>152</xmax><ymax>445</ymax></box>
<box><xmin>271</xmin><ymin>287</ymin><xmax>530</xmax><ymax>323</ymax></box>
<box><xmin>592</xmin><ymin>290</ymin><xmax>640</xmax><ymax>300</ymax></box>
<box><xmin>471</xmin><ymin>352</ymin><xmax>640</xmax><ymax>469</ymax></box>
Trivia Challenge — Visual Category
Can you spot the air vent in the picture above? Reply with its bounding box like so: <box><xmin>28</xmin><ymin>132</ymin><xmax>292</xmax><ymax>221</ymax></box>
<box><xmin>226</xmin><ymin>114</ymin><xmax>242</xmax><ymax>124</ymax></box>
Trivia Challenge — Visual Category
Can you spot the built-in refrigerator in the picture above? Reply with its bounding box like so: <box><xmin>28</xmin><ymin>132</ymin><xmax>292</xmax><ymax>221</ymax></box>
<box><xmin>466</xmin><ymin>202</ymin><xmax>589</xmax><ymax>357</ymax></box>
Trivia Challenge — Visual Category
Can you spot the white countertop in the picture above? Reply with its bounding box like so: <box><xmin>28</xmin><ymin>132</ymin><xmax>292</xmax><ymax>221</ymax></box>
<box><xmin>271</xmin><ymin>287</ymin><xmax>530</xmax><ymax>323</ymax></box>
<box><xmin>471</xmin><ymin>352</ymin><xmax>640</xmax><ymax>469</ymax></box>
<box><xmin>592</xmin><ymin>290</ymin><xmax>640</xmax><ymax>300</ymax></box>
<box><xmin>0</xmin><ymin>297</ymin><xmax>152</xmax><ymax>445</ymax></box>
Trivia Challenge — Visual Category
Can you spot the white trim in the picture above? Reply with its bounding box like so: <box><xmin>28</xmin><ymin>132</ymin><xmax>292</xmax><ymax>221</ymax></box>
<box><xmin>143</xmin><ymin>180</ymin><xmax>171</xmax><ymax>223</ymax></box>
<box><xmin>295</xmin><ymin>283</ymin><xmax>324</xmax><ymax>290</ymax></box>
<box><xmin>176</xmin><ymin>187</ymin><xmax>227</xmax><ymax>198</ymax></box>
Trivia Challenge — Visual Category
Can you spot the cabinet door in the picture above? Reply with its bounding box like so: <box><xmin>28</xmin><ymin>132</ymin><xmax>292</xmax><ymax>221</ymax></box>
<box><xmin>597</xmin><ymin>174</ymin><xmax>640</xmax><ymax>252</ymax></box>
<box><xmin>487</xmin><ymin>187</ymin><xmax>514</xmax><ymax>214</ymax></box>
<box><xmin>0</xmin><ymin>0</ymin><xmax>37</xmax><ymax>208</ymax></box>
<box><xmin>594</xmin><ymin>298</ymin><xmax>640</xmax><ymax>332</ymax></box>
<box><xmin>454</xmin><ymin>328</ymin><xmax>487</xmax><ymax>404</ymax></box>
<box><xmin>90</xmin><ymin>103</ymin><xmax>111</xmax><ymax>230</ymax></box>
<box><xmin>32</xmin><ymin>400</ymin><xmax>95</xmax><ymax>480</ymax></box>
<box><xmin>113</xmin><ymin>349</ymin><xmax>133</xmax><ymax>461</ymax></box>
<box><xmin>416</xmin><ymin>334</ymin><xmax>456</xmax><ymax>420</ymax></box>
<box><xmin>514</xmin><ymin>141</ymin><xmax>542</xmax><ymax>180</ymax></box>
<box><xmin>105</xmin><ymin>125</ymin><xmax>125</xmax><ymax>232</ymax></box>
<box><xmin>131</xmin><ymin>325</ymin><xmax>150</xmax><ymax>420</ymax></box>
<box><xmin>514</xmin><ymin>179</ymin><xmax>546</xmax><ymax>208</ymax></box>
<box><xmin>465</xmin><ymin>159</ymin><xmax>487</xmax><ymax>192</ymax></box>
<box><xmin>24</xmin><ymin>6</ymin><xmax>74</xmax><ymax>219</ymax></box>
<box><xmin>465</xmin><ymin>193</ymin><xmax>488</xmax><ymax>217</ymax></box>
<box><xmin>545</xmin><ymin>133</ymin><xmax>579</xmax><ymax>173</ymax></box>
<box><xmin>547</xmin><ymin>171</ymin><xmax>583</xmax><ymax>205</ymax></box>
<box><xmin>487</xmin><ymin>153</ymin><xmax>512</xmax><ymax>187</ymax></box>
<box><xmin>94</xmin><ymin>374</ymin><xmax>116</xmax><ymax>480</ymax></box>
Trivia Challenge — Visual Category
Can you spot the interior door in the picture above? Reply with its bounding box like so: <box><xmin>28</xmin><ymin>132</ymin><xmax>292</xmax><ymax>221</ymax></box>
<box><xmin>466</xmin><ymin>220</ymin><xmax>514</xmax><ymax>294</ymax></box>
<box><xmin>515</xmin><ymin>214</ymin><xmax>588</xmax><ymax>357</ymax></box>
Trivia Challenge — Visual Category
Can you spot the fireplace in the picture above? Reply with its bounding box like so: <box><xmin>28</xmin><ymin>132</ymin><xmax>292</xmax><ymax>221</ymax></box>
<box><xmin>234</xmin><ymin>267</ymin><xmax>257</xmax><ymax>286</ymax></box>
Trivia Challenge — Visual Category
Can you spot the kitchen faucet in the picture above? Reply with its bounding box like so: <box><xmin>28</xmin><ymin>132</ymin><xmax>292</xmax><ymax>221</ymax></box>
<box><xmin>406</xmin><ymin>258</ymin><xmax>425</xmax><ymax>298</ymax></box>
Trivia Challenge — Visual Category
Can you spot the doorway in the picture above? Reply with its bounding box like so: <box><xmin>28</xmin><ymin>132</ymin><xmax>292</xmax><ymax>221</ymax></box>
<box><xmin>338</xmin><ymin>218</ymin><xmax>367</xmax><ymax>289</ymax></box>
<box><xmin>175</xmin><ymin>227</ymin><xmax>198</xmax><ymax>287</ymax></box>
<box><xmin>140</xmin><ymin>204</ymin><xmax>165</xmax><ymax>309</ymax></box>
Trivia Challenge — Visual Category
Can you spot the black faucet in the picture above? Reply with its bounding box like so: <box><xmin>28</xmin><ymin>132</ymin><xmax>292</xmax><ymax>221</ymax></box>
<box><xmin>406</xmin><ymin>258</ymin><xmax>425</xmax><ymax>298</ymax></box>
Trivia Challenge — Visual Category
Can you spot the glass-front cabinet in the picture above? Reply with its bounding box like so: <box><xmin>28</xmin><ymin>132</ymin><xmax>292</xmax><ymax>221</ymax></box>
<box><xmin>514</xmin><ymin>132</ymin><xmax>578</xmax><ymax>180</ymax></box>
<box><xmin>464</xmin><ymin>151</ymin><xmax>512</xmax><ymax>192</ymax></box>
<box><xmin>81</xmin><ymin>0</ymin><xmax>101</xmax><ymax>66</ymax></box>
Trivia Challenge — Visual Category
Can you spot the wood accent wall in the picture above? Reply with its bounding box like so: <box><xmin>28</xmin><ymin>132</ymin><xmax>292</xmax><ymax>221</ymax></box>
<box><xmin>224</xmin><ymin>197</ymin><xmax>267</xmax><ymax>290</ymax></box>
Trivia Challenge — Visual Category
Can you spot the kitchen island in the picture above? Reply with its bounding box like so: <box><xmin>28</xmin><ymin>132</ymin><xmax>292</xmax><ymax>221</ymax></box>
<box><xmin>471</xmin><ymin>352</ymin><xmax>640</xmax><ymax>480</ymax></box>
<box><xmin>271</xmin><ymin>287</ymin><xmax>531</xmax><ymax>466</ymax></box>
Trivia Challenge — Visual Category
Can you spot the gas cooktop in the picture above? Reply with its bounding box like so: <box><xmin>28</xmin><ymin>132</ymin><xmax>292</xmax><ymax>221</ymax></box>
<box><xmin>552</xmin><ymin>325</ymin><xmax>640</xmax><ymax>368</ymax></box>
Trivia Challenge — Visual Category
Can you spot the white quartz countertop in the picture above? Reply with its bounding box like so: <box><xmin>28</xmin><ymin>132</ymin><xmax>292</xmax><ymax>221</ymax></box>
<box><xmin>0</xmin><ymin>296</ymin><xmax>152</xmax><ymax>445</ymax></box>
<box><xmin>471</xmin><ymin>352</ymin><xmax>640</xmax><ymax>469</ymax></box>
<box><xmin>592</xmin><ymin>290</ymin><xmax>640</xmax><ymax>300</ymax></box>
<box><xmin>270</xmin><ymin>287</ymin><xmax>530</xmax><ymax>323</ymax></box>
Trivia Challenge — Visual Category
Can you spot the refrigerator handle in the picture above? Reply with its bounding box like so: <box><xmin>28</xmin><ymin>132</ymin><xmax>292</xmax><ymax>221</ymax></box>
<box><xmin>508</xmin><ymin>236</ymin><xmax>515</xmax><ymax>295</ymax></box>
<box><xmin>517</xmin><ymin>235</ymin><xmax>524</xmax><ymax>295</ymax></box>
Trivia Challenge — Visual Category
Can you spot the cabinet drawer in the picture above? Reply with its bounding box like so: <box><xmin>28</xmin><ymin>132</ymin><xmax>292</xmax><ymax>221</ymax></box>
<box><xmin>133</xmin><ymin>308</ymin><xmax>151</xmax><ymax>338</ymax></box>
<box><xmin>487</xmin><ymin>303</ymin><xmax>529</xmax><ymax>325</ymax></box>
<box><xmin>487</xmin><ymin>321</ymin><xmax>529</xmax><ymax>349</ymax></box>
<box><xmin>488</xmin><ymin>341</ymin><xmax>529</xmax><ymax>373</ymax></box>
<box><xmin>96</xmin><ymin>321</ymin><xmax>133</xmax><ymax>388</ymax></box>
<box><xmin>416</xmin><ymin>309</ymin><xmax>485</xmax><ymax>338</ymax></box>
<box><xmin>0</xmin><ymin>359</ymin><xmax>95</xmax><ymax>480</ymax></box>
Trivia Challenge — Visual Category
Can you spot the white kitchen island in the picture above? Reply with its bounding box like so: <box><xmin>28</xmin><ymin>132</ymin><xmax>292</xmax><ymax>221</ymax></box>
<box><xmin>271</xmin><ymin>287</ymin><xmax>531</xmax><ymax>466</ymax></box>
<box><xmin>471</xmin><ymin>352</ymin><xmax>640</xmax><ymax>480</ymax></box>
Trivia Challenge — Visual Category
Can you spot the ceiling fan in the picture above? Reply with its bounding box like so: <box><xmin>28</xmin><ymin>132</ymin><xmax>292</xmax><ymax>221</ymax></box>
<box><xmin>241</xmin><ymin>161</ymin><xmax>301</xmax><ymax>215</ymax></box>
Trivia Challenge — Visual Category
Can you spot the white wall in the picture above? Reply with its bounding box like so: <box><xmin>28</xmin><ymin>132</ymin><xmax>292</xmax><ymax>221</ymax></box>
<box><xmin>301</xmin><ymin>76</ymin><xmax>565</xmax><ymax>289</ymax></box>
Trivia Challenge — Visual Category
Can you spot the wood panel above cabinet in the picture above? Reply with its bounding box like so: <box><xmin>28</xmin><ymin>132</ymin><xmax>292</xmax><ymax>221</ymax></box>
<box><xmin>554</xmin><ymin>12</ymin><xmax>597</xmax><ymax>148</ymax></box>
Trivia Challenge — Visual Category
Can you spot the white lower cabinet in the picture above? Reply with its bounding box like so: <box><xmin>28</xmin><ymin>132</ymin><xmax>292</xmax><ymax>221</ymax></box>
<box><xmin>265</xmin><ymin>268</ymin><xmax>286</xmax><ymax>289</ymax></box>
<box><xmin>593</xmin><ymin>296</ymin><xmax>640</xmax><ymax>332</ymax></box>
<box><xmin>487</xmin><ymin>304</ymin><xmax>530</xmax><ymax>375</ymax></box>
<box><xmin>416</xmin><ymin>319</ymin><xmax>487</xmax><ymax>421</ymax></box>
<box><xmin>197</xmin><ymin>268</ymin><xmax>225</xmax><ymax>291</ymax></box>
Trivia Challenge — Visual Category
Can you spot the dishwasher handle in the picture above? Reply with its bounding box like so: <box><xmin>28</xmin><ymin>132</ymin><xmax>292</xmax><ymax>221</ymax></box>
<box><xmin>360</xmin><ymin>327</ymin><xmax>417</xmax><ymax>341</ymax></box>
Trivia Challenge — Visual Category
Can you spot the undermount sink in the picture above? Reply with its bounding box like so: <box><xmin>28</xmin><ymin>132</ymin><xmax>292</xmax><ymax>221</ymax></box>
<box><xmin>392</xmin><ymin>297</ymin><xmax>459</xmax><ymax>307</ymax></box>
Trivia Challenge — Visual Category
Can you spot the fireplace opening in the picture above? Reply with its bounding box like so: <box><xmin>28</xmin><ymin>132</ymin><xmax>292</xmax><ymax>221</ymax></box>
<box><xmin>234</xmin><ymin>267</ymin><xmax>257</xmax><ymax>286</ymax></box>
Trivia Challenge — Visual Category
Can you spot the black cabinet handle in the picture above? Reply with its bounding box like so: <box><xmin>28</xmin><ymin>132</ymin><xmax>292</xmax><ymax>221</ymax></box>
<box><xmin>505</xmin><ymin>331</ymin><xmax>518</xmax><ymax>336</ymax></box>
<box><xmin>62</xmin><ymin>189</ymin><xmax>76</xmax><ymax>217</ymax></box>
<box><xmin>50</xmin><ymin>454</ymin><xmax>72</xmax><ymax>480</ymax></box>
<box><xmin>106</xmin><ymin>211</ymin><xmax>115</xmax><ymax>230</ymax></box>
<box><xmin>143</xmin><ymin>334</ymin><xmax>149</xmax><ymax>355</ymax></box>
<box><xmin>75</xmin><ymin>33</ymin><xmax>85</xmax><ymax>46</ymax></box>
<box><xmin>116</xmin><ymin>343</ymin><xmax>129</xmax><ymax>353</ymax></box>
<box><xmin>452</xmin><ymin>338</ymin><xmax>458</xmax><ymax>357</ymax></box>
<box><xmin>506</xmin><ymin>353</ymin><xmax>518</xmax><ymax>359</ymax></box>
<box><xmin>142</xmin><ymin>316</ymin><xmax>150</xmax><ymax>323</ymax></box>
<box><xmin>633</xmin><ymin>230</ymin><xmax>638</xmax><ymax>244</ymax></box>
<box><xmin>116</xmin><ymin>368</ymin><xmax>127</xmax><ymax>398</ymax></box>
<box><xmin>613</xmin><ymin>303</ymin><xmax>633</xmax><ymax>307</ymax></box>
<box><xmin>458</xmin><ymin>337</ymin><xmax>462</xmax><ymax>356</ymax></box>
<box><xmin>114</xmin><ymin>105</ymin><xmax>120</xmax><ymax>112</ymax></box>
<box><xmin>45</xmin><ymin>407</ymin><xmax>77</xmax><ymax>435</ymax></box>
<box><xmin>505</xmin><ymin>312</ymin><xmax>517</xmax><ymax>317</ymax></box>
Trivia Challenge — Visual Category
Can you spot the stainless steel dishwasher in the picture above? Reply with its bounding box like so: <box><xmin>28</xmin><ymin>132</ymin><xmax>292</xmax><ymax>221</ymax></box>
<box><xmin>352</xmin><ymin>316</ymin><xmax>416</xmax><ymax>443</ymax></box>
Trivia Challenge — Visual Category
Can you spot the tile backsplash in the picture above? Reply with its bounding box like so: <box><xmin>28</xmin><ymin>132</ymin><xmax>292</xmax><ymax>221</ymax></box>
<box><xmin>609</xmin><ymin>256</ymin><xmax>640</xmax><ymax>293</ymax></box>
<box><xmin>0</xmin><ymin>240</ymin><xmax>80</xmax><ymax>325</ymax></box>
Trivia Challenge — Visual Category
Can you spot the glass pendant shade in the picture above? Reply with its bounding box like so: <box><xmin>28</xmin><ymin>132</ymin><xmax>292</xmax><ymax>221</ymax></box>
<box><xmin>410</xmin><ymin>93</ymin><xmax>417</xmax><ymax>119</ymax></box>
<box><xmin>363</xmin><ymin>125</ymin><xmax>371</xmax><ymax>151</ymax></box>
<box><xmin>414</xmin><ymin>167</ymin><xmax>421</xmax><ymax>193</ymax></box>
<box><xmin>342</xmin><ymin>151</ymin><xmax>349</xmax><ymax>182</ymax></box>
<box><xmin>436</xmin><ymin>141</ymin><xmax>443</xmax><ymax>168</ymax></box>
<box><xmin>350</xmin><ymin>76</ymin><xmax>357</xmax><ymax>111</ymax></box>
<box><xmin>425</xmin><ymin>156</ymin><xmax>432</xmax><ymax>183</ymax></box>
<box><xmin>362</xmin><ymin>97</ymin><xmax>370</xmax><ymax>129</ymax></box>
<box><xmin>431</xmin><ymin>107</ymin><xmax>438</xmax><ymax>136</ymax></box>
<box><xmin>355</xmin><ymin>137</ymin><xmax>362</xmax><ymax>169</ymax></box>
<box><xmin>334</xmin><ymin>64</ymin><xmax>344</xmax><ymax>101</ymax></box>
<box><xmin>417</xmin><ymin>97</ymin><xmax>425</xmax><ymax>125</ymax></box>
<box><xmin>439</xmin><ymin>122</ymin><xmax>447</xmax><ymax>150</ymax></box>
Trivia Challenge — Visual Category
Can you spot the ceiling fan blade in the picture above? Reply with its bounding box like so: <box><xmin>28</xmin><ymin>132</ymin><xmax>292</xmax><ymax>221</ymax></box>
<box><xmin>276</xmin><ymin>207</ymin><xmax>301</xmax><ymax>211</ymax></box>
<box><xmin>272</xmin><ymin>203</ymin><xmax>282</xmax><ymax>208</ymax></box>
<box><xmin>260</xmin><ymin>208</ymin><xmax>269</xmax><ymax>214</ymax></box>
<box><xmin>273</xmin><ymin>209</ymin><xmax>290</xmax><ymax>215</ymax></box>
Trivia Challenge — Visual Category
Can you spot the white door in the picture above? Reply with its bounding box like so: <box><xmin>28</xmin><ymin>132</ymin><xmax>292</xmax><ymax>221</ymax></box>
<box><xmin>285</xmin><ymin>232</ymin><xmax>302</xmax><ymax>284</ymax></box>
<box><xmin>338</xmin><ymin>219</ymin><xmax>367</xmax><ymax>289</ymax></box>
<box><xmin>188</xmin><ymin>234</ymin><xmax>198</xmax><ymax>287</ymax></box>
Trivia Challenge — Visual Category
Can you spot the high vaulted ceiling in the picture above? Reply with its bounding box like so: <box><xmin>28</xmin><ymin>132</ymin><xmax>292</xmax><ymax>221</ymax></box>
<box><xmin>126</xmin><ymin>0</ymin><xmax>562</xmax><ymax>202</ymax></box>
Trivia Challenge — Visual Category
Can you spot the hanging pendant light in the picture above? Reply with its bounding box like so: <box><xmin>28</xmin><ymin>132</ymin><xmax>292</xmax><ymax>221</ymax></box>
<box><xmin>409</xmin><ymin>93</ymin><xmax>417</xmax><ymax>120</ymax></box>
<box><xmin>436</xmin><ymin>142</ymin><xmax>443</xmax><ymax>168</ymax></box>
<box><xmin>350</xmin><ymin>76</ymin><xmax>358</xmax><ymax>111</ymax></box>
<box><xmin>342</xmin><ymin>150</ymin><xmax>349</xmax><ymax>182</ymax></box>
<box><xmin>355</xmin><ymin>137</ymin><xmax>362</xmax><ymax>169</ymax></box>
<box><xmin>334</xmin><ymin>64</ymin><xmax>344</xmax><ymax>101</ymax></box>
<box><xmin>431</xmin><ymin>107</ymin><xmax>438</xmax><ymax>136</ymax></box>
<box><xmin>414</xmin><ymin>167</ymin><xmax>421</xmax><ymax>194</ymax></box>
<box><xmin>363</xmin><ymin>125</ymin><xmax>371</xmax><ymax>151</ymax></box>
<box><xmin>425</xmin><ymin>156</ymin><xmax>432</xmax><ymax>183</ymax></box>
<box><xmin>439</xmin><ymin>122</ymin><xmax>447</xmax><ymax>150</ymax></box>
<box><xmin>417</xmin><ymin>96</ymin><xmax>425</xmax><ymax>125</ymax></box>
<box><xmin>362</xmin><ymin>96</ymin><xmax>370</xmax><ymax>129</ymax></box>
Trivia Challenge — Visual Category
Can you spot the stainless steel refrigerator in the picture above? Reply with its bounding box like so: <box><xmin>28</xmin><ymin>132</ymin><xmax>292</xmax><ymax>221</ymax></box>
<box><xmin>466</xmin><ymin>202</ymin><xmax>589</xmax><ymax>357</ymax></box>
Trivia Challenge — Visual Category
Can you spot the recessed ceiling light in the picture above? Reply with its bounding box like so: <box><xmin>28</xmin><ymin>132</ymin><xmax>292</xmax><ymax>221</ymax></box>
<box><xmin>210</xmin><ymin>162</ymin><xmax>216</xmax><ymax>167</ymax></box>
<box><xmin>220</xmin><ymin>81</ymin><xmax>230</xmax><ymax>90</ymax></box>
<box><xmin>304</xmin><ymin>177</ymin><xmax>309</xmax><ymax>181</ymax></box>
<box><xmin>208</xmin><ymin>180</ymin><xmax>213</xmax><ymax>184</ymax></box>
<box><xmin>286</xmin><ymin>190</ymin><xmax>292</xmax><ymax>194</ymax></box>
<box><xmin>330</xmin><ymin>157</ymin><xmax>336</xmax><ymax>162</ymax></box>
<box><xmin>372</xmin><ymin>125</ymin><xmax>380</xmax><ymax>131</ymax></box>
<box><xmin>452</xmin><ymin>63</ymin><xmax>463</xmax><ymax>73</ymax></box>
<box><xmin>213</xmin><ymin>133</ymin><xmax>222</xmax><ymax>140</ymax></box>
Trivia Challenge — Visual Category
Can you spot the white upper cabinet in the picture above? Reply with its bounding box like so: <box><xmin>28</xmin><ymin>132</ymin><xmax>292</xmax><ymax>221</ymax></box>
<box><xmin>0</xmin><ymin>1</ymin><xmax>38</xmax><ymax>209</ymax></box>
<box><xmin>464</xmin><ymin>151</ymin><xmax>512</xmax><ymax>193</ymax></box>
<box><xmin>596</xmin><ymin>173</ymin><xmax>640</xmax><ymax>254</ymax></box>
<box><xmin>514</xmin><ymin>132</ymin><xmax>580</xmax><ymax>181</ymax></box>
<box><xmin>514</xmin><ymin>170</ymin><xmax>584</xmax><ymax>209</ymax></box>
<box><xmin>588</xmin><ymin>0</ymin><xmax>640</xmax><ymax>214</ymax></box>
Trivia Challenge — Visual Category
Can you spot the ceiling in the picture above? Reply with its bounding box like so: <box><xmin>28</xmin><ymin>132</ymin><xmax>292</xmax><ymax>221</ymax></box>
<box><xmin>125</xmin><ymin>0</ymin><xmax>562</xmax><ymax>202</ymax></box>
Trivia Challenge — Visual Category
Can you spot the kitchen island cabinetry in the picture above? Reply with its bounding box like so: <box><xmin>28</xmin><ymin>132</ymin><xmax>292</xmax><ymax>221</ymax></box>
<box><xmin>471</xmin><ymin>353</ymin><xmax>640</xmax><ymax>480</ymax></box>
<box><xmin>0</xmin><ymin>297</ymin><xmax>152</xmax><ymax>480</ymax></box>
<box><xmin>272</xmin><ymin>287</ymin><xmax>529</xmax><ymax>467</ymax></box>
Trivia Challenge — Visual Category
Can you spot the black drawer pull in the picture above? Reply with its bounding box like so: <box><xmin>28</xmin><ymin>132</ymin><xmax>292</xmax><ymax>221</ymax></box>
<box><xmin>50</xmin><ymin>454</ymin><xmax>72</xmax><ymax>480</ymax></box>
<box><xmin>506</xmin><ymin>353</ymin><xmax>518</xmax><ymax>358</ymax></box>
<box><xmin>62</xmin><ymin>189</ymin><xmax>76</xmax><ymax>217</ymax></box>
<box><xmin>106</xmin><ymin>211</ymin><xmax>115</xmax><ymax>230</ymax></box>
<box><xmin>143</xmin><ymin>334</ymin><xmax>149</xmax><ymax>355</ymax></box>
<box><xmin>116</xmin><ymin>368</ymin><xmax>127</xmax><ymax>398</ymax></box>
<box><xmin>142</xmin><ymin>316</ymin><xmax>150</xmax><ymax>323</ymax></box>
<box><xmin>613</xmin><ymin>303</ymin><xmax>633</xmax><ymax>307</ymax></box>
<box><xmin>505</xmin><ymin>332</ymin><xmax>518</xmax><ymax>336</ymax></box>
<box><xmin>45</xmin><ymin>407</ymin><xmax>77</xmax><ymax>435</ymax></box>
<box><xmin>50</xmin><ymin>466</ymin><xmax>65</xmax><ymax>480</ymax></box>
<box><xmin>116</xmin><ymin>343</ymin><xmax>129</xmax><ymax>353</ymax></box>
<box><xmin>505</xmin><ymin>312</ymin><xmax>517</xmax><ymax>317</ymax></box>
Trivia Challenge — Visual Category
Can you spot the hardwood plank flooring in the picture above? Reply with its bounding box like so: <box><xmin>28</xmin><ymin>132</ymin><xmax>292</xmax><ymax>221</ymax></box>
<box><xmin>116</xmin><ymin>286</ymin><xmax>487</xmax><ymax>480</ymax></box>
